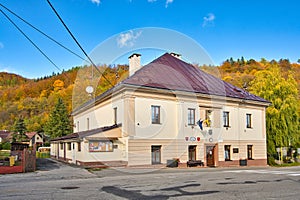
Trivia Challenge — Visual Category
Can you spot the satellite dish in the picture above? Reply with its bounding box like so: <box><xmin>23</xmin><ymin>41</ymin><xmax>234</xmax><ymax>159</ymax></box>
<box><xmin>85</xmin><ymin>86</ymin><xmax>94</xmax><ymax>94</ymax></box>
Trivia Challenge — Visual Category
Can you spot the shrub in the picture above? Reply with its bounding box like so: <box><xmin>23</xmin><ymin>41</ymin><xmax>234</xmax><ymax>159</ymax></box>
<box><xmin>2</xmin><ymin>142</ymin><xmax>11</xmax><ymax>150</ymax></box>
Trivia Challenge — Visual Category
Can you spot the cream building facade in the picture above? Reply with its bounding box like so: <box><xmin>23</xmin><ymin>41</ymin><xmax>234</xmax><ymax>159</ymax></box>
<box><xmin>51</xmin><ymin>53</ymin><xmax>269</xmax><ymax>167</ymax></box>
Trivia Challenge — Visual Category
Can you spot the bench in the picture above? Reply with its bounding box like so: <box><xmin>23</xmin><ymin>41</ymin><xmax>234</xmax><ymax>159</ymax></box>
<box><xmin>187</xmin><ymin>160</ymin><xmax>204</xmax><ymax>167</ymax></box>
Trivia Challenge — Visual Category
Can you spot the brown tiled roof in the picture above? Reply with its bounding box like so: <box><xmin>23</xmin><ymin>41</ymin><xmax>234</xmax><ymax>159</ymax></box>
<box><xmin>0</xmin><ymin>130</ymin><xmax>11</xmax><ymax>139</ymax></box>
<box><xmin>51</xmin><ymin>124</ymin><xmax>122</xmax><ymax>141</ymax></box>
<box><xmin>123</xmin><ymin>53</ymin><xmax>268</xmax><ymax>103</ymax></box>
<box><xmin>25</xmin><ymin>132</ymin><xmax>38</xmax><ymax>139</ymax></box>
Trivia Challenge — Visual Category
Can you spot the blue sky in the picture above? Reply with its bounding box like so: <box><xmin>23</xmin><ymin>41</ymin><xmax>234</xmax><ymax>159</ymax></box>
<box><xmin>0</xmin><ymin>0</ymin><xmax>300</xmax><ymax>78</ymax></box>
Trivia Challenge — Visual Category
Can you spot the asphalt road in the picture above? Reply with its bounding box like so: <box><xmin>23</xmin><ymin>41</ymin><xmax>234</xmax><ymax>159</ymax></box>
<box><xmin>0</xmin><ymin>158</ymin><xmax>300</xmax><ymax>200</ymax></box>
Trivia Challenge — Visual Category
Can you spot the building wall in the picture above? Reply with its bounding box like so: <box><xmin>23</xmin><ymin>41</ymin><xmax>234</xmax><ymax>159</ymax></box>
<box><xmin>128</xmin><ymin>139</ymin><xmax>204</xmax><ymax>166</ymax></box>
<box><xmin>73</xmin><ymin>96</ymin><xmax>124</xmax><ymax>133</ymax></box>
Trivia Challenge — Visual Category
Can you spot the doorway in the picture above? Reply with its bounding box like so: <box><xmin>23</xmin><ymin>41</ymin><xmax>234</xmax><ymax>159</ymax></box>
<box><xmin>151</xmin><ymin>146</ymin><xmax>161</xmax><ymax>164</ymax></box>
<box><xmin>188</xmin><ymin>145</ymin><xmax>197</xmax><ymax>161</ymax></box>
<box><xmin>206</xmin><ymin>145</ymin><xmax>215</xmax><ymax>167</ymax></box>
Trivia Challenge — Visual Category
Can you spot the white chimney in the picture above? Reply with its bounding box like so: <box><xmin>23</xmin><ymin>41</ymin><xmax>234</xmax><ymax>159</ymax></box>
<box><xmin>170</xmin><ymin>52</ymin><xmax>181</xmax><ymax>59</ymax></box>
<box><xmin>128</xmin><ymin>53</ymin><xmax>141</xmax><ymax>76</ymax></box>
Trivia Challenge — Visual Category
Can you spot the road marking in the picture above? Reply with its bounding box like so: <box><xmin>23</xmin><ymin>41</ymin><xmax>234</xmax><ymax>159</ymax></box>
<box><xmin>224</xmin><ymin>169</ymin><xmax>300</xmax><ymax>177</ymax></box>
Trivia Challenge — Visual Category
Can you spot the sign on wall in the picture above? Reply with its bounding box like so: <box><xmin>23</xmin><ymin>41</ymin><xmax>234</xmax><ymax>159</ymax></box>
<box><xmin>89</xmin><ymin>140</ymin><xmax>113</xmax><ymax>152</ymax></box>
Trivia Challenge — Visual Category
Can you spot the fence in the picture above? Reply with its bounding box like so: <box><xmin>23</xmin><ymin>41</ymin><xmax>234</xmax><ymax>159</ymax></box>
<box><xmin>0</xmin><ymin>148</ymin><xmax>36</xmax><ymax>174</ymax></box>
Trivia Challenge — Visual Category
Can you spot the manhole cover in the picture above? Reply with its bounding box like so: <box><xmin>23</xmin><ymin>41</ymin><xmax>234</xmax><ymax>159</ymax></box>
<box><xmin>61</xmin><ymin>186</ymin><xmax>80</xmax><ymax>190</ymax></box>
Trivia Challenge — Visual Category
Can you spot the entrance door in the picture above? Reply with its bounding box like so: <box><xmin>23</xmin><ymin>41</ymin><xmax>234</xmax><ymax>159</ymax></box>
<box><xmin>151</xmin><ymin>146</ymin><xmax>161</xmax><ymax>164</ymax></box>
<box><xmin>188</xmin><ymin>145</ymin><xmax>197</xmax><ymax>161</ymax></box>
<box><xmin>206</xmin><ymin>146</ymin><xmax>215</xmax><ymax>167</ymax></box>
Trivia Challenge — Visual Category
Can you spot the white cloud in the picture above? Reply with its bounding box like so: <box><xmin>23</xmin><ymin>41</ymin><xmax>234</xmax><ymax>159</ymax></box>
<box><xmin>0</xmin><ymin>42</ymin><xmax>4</xmax><ymax>49</ymax></box>
<box><xmin>203</xmin><ymin>13</ymin><xmax>215</xmax><ymax>27</ymax></box>
<box><xmin>165</xmin><ymin>0</ymin><xmax>173</xmax><ymax>8</ymax></box>
<box><xmin>117</xmin><ymin>30</ymin><xmax>142</xmax><ymax>48</ymax></box>
<box><xmin>90</xmin><ymin>0</ymin><xmax>100</xmax><ymax>6</ymax></box>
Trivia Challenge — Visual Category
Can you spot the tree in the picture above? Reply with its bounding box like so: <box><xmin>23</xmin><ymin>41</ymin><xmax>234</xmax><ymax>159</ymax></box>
<box><xmin>12</xmin><ymin>117</ymin><xmax>28</xmax><ymax>142</ymax></box>
<box><xmin>44</xmin><ymin>98</ymin><xmax>73</xmax><ymax>139</ymax></box>
<box><xmin>250</xmin><ymin>66</ymin><xmax>300</xmax><ymax>163</ymax></box>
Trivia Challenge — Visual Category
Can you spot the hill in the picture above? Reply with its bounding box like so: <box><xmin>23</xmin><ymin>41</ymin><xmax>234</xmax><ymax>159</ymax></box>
<box><xmin>0</xmin><ymin>58</ymin><xmax>299</xmax><ymax>134</ymax></box>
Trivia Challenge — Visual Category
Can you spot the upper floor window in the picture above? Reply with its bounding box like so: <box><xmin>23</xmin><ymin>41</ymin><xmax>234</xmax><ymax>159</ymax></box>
<box><xmin>223</xmin><ymin>111</ymin><xmax>230</xmax><ymax>127</ymax></box>
<box><xmin>114</xmin><ymin>107</ymin><xmax>117</xmax><ymax>125</ymax></box>
<box><xmin>188</xmin><ymin>108</ymin><xmax>195</xmax><ymax>125</ymax></box>
<box><xmin>246</xmin><ymin>114</ymin><xmax>252</xmax><ymax>128</ymax></box>
<box><xmin>151</xmin><ymin>105</ymin><xmax>160</xmax><ymax>124</ymax></box>
<box><xmin>205</xmin><ymin>110</ymin><xmax>212</xmax><ymax>127</ymax></box>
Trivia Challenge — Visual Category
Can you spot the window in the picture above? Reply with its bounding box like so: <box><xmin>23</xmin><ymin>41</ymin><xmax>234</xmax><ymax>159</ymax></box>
<box><xmin>223</xmin><ymin>111</ymin><xmax>230</xmax><ymax>127</ymax></box>
<box><xmin>205</xmin><ymin>110</ymin><xmax>212</xmax><ymax>127</ymax></box>
<box><xmin>188</xmin><ymin>108</ymin><xmax>195</xmax><ymax>125</ymax></box>
<box><xmin>246</xmin><ymin>114</ymin><xmax>252</xmax><ymax>128</ymax></box>
<box><xmin>114</xmin><ymin>107</ymin><xmax>117</xmax><ymax>125</ymax></box>
<box><xmin>224</xmin><ymin>145</ymin><xmax>231</xmax><ymax>161</ymax></box>
<box><xmin>60</xmin><ymin>143</ymin><xmax>63</xmax><ymax>150</ymax></box>
<box><xmin>77</xmin><ymin>142</ymin><xmax>81</xmax><ymax>152</ymax></box>
<box><xmin>67</xmin><ymin>142</ymin><xmax>71</xmax><ymax>151</ymax></box>
<box><xmin>87</xmin><ymin>118</ymin><xmax>90</xmax><ymax>130</ymax></box>
<box><xmin>151</xmin><ymin>106</ymin><xmax>160</xmax><ymax>124</ymax></box>
<box><xmin>247</xmin><ymin>145</ymin><xmax>253</xmax><ymax>160</ymax></box>
<box><xmin>151</xmin><ymin>145</ymin><xmax>161</xmax><ymax>164</ymax></box>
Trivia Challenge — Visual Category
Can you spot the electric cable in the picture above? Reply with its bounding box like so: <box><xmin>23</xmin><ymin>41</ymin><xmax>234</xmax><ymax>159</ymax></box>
<box><xmin>0</xmin><ymin>2</ymin><xmax>89</xmax><ymax>63</ymax></box>
<box><xmin>46</xmin><ymin>0</ymin><xmax>114</xmax><ymax>87</ymax></box>
<box><xmin>0</xmin><ymin>8</ymin><xmax>63</xmax><ymax>73</ymax></box>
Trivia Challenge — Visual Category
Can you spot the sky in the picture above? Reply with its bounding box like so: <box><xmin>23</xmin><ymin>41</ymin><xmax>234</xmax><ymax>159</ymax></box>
<box><xmin>0</xmin><ymin>0</ymin><xmax>300</xmax><ymax>78</ymax></box>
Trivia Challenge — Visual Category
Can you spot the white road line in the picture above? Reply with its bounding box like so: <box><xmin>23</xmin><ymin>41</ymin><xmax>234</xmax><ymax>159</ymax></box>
<box><xmin>224</xmin><ymin>169</ymin><xmax>300</xmax><ymax>176</ymax></box>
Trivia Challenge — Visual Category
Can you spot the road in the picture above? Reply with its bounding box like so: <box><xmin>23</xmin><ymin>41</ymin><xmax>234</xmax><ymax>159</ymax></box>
<box><xmin>0</xmin><ymin>159</ymin><xmax>300</xmax><ymax>199</ymax></box>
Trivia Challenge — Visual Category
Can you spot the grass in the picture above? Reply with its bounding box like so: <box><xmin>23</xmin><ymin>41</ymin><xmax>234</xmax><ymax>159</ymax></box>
<box><xmin>0</xmin><ymin>150</ymin><xmax>10</xmax><ymax>160</ymax></box>
<box><xmin>275</xmin><ymin>162</ymin><xmax>300</xmax><ymax>167</ymax></box>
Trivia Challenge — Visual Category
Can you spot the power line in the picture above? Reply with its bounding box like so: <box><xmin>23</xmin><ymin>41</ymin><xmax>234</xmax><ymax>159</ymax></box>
<box><xmin>0</xmin><ymin>8</ymin><xmax>63</xmax><ymax>73</ymax></box>
<box><xmin>0</xmin><ymin>2</ymin><xmax>89</xmax><ymax>63</ymax></box>
<box><xmin>46</xmin><ymin>0</ymin><xmax>114</xmax><ymax>87</ymax></box>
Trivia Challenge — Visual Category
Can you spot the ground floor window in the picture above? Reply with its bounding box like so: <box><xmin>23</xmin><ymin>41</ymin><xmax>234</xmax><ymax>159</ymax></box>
<box><xmin>247</xmin><ymin>145</ymin><xmax>253</xmax><ymax>159</ymax></box>
<box><xmin>188</xmin><ymin>145</ymin><xmax>196</xmax><ymax>161</ymax></box>
<box><xmin>77</xmin><ymin>142</ymin><xmax>81</xmax><ymax>152</ymax></box>
<box><xmin>224</xmin><ymin>145</ymin><xmax>231</xmax><ymax>161</ymax></box>
<box><xmin>67</xmin><ymin>142</ymin><xmax>71</xmax><ymax>151</ymax></box>
<box><xmin>151</xmin><ymin>145</ymin><xmax>161</xmax><ymax>164</ymax></box>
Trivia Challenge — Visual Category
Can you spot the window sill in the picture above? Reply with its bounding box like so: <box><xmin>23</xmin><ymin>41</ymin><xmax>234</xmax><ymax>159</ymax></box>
<box><xmin>152</xmin><ymin>123</ymin><xmax>162</xmax><ymax>125</ymax></box>
<box><xmin>225</xmin><ymin>159</ymin><xmax>232</xmax><ymax>162</ymax></box>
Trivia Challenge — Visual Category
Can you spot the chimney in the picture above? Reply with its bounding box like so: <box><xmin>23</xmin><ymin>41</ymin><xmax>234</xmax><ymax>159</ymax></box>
<box><xmin>128</xmin><ymin>53</ymin><xmax>142</xmax><ymax>76</ymax></box>
<box><xmin>170</xmin><ymin>52</ymin><xmax>181</xmax><ymax>59</ymax></box>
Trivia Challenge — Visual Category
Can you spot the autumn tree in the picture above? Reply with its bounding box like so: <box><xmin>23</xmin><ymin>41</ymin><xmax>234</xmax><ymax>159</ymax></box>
<box><xmin>12</xmin><ymin>117</ymin><xmax>28</xmax><ymax>142</ymax></box>
<box><xmin>44</xmin><ymin>98</ymin><xmax>73</xmax><ymax>139</ymax></box>
<box><xmin>250</xmin><ymin>66</ymin><xmax>300</xmax><ymax>163</ymax></box>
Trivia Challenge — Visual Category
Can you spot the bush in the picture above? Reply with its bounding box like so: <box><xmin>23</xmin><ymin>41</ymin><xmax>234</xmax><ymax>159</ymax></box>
<box><xmin>267</xmin><ymin>155</ymin><xmax>277</xmax><ymax>166</ymax></box>
<box><xmin>2</xmin><ymin>142</ymin><xmax>11</xmax><ymax>150</ymax></box>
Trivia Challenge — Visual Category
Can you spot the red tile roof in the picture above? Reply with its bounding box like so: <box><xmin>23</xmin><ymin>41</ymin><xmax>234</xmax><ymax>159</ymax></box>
<box><xmin>123</xmin><ymin>53</ymin><xmax>268</xmax><ymax>103</ymax></box>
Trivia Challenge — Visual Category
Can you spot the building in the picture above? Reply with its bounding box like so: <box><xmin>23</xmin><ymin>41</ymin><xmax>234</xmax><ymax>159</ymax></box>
<box><xmin>25</xmin><ymin>132</ymin><xmax>44</xmax><ymax>148</ymax></box>
<box><xmin>0</xmin><ymin>130</ymin><xmax>10</xmax><ymax>143</ymax></box>
<box><xmin>50</xmin><ymin>53</ymin><xmax>269</xmax><ymax>167</ymax></box>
